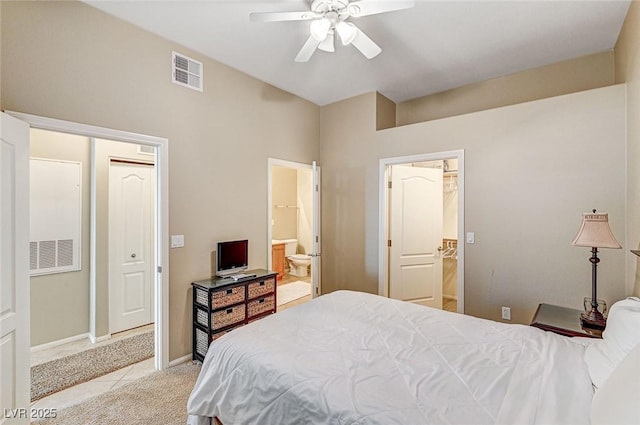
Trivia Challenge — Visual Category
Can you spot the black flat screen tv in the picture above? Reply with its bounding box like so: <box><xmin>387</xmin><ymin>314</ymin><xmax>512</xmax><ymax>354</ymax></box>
<box><xmin>216</xmin><ymin>239</ymin><xmax>248</xmax><ymax>277</ymax></box>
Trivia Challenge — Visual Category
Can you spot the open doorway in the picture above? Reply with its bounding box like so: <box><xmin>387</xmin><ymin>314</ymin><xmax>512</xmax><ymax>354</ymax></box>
<box><xmin>378</xmin><ymin>150</ymin><xmax>465</xmax><ymax>313</ymax></box>
<box><xmin>267</xmin><ymin>158</ymin><xmax>321</xmax><ymax>310</ymax></box>
<box><xmin>7</xmin><ymin>111</ymin><xmax>170</xmax><ymax>404</ymax></box>
<box><xmin>26</xmin><ymin>128</ymin><xmax>163</xmax><ymax>405</ymax></box>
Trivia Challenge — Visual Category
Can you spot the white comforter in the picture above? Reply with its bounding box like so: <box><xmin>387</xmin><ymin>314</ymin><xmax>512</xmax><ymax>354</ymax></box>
<box><xmin>187</xmin><ymin>290</ymin><xmax>594</xmax><ymax>425</ymax></box>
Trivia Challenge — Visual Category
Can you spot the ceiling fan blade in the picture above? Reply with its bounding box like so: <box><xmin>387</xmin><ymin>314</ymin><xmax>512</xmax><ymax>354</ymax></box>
<box><xmin>295</xmin><ymin>35</ymin><xmax>321</xmax><ymax>62</ymax></box>
<box><xmin>347</xmin><ymin>0</ymin><xmax>415</xmax><ymax>18</ymax></box>
<box><xmin>351</xmin><ymin>27</ymin><xmax>382</xmax><ymax>59</ymax></box>
<box><xmin>250</xmin><ymin>10</ymin><xmax>319</xmax><ymax>22</ymax></box>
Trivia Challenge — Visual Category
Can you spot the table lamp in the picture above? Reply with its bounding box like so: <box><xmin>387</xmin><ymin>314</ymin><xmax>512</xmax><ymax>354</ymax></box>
<box><xmin>571</xmin><ymin>210</ymin><xmax>621</xmax><ymax>329</ymax></box>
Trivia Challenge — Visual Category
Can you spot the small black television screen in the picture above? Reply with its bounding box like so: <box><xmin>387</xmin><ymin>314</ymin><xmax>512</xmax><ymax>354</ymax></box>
<box><xmin>216</xmin><ymin>239</ymin><xmax>248</xmax><ymax>276</ymax></box>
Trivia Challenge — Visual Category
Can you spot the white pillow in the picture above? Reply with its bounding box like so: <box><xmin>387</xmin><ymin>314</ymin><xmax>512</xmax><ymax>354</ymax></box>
<box><xmin>584</xmin><ymin>297</ymin><xmax>640</xmax><ymax>389</ymax></box>
<box><xmin>591</xmin><ymin>341</ymin><xmax>640</xmax><ymax>425</ymax></box>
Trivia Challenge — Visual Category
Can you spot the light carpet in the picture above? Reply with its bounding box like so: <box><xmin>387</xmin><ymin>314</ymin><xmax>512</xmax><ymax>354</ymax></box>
<box><xmin>277</xmin><ymin>281</ymin><xmax>311</xmax><ymax>306</ymax></box>
<box><xmin>31</xmin><ymin>330</ymin><xmax>154</xmax><ymax>402</ymax></box>
<box><xmin>34</xmin><ymin>362</ymin><xmax>201</xmax><ymax>425</ymax></box>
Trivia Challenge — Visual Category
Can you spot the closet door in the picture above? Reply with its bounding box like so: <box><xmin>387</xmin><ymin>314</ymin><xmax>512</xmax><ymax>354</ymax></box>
<box><xmin>388</xmin><ymin>165</ymin><xmax>443</xmax><ymax>309</ymax></box>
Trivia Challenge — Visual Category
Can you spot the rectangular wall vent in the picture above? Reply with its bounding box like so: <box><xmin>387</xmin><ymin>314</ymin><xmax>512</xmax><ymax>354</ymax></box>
<box><xmin>30</xmin><ymin>239</ymin><xmax>75</xmax><ymax>272</ymax></box>
<box><xmin>172</xmin><ymin>51</ymin><xmax>203</xmax><ymax>92</ymax></box>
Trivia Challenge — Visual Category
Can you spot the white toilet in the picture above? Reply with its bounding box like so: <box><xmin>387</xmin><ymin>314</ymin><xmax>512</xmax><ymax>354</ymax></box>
<box><xmin>283</xmin><ymin>239</ymin><xmax>311</xmax><ymax>277</ymax></box>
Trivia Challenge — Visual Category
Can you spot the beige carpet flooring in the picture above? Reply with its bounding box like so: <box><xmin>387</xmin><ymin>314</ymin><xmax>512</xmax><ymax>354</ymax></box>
<box><xmin>33</xmin><ymin>362</ymin><xmax>201</xmax><ymax>425</ymax></box>
<box><xmin>31</xmin><ymin>331</ymin><xmax>154</xmax><ymax>401</ymax></box>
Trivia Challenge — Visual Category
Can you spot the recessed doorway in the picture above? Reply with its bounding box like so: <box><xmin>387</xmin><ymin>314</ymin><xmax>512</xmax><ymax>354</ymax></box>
<box><xmin>379</xmin><ymin>150</ymin><xmax>465</xmax><ymax>313</ymax></box>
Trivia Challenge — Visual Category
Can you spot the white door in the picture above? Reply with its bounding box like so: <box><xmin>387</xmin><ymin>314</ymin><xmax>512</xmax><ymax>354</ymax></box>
<box><xmin>0</xmin><ymin>113</ymin><xmax>30</xmax><ymax>423</ymax></box>
<box><xmin>109</xmin><ymin>161</ymin><xmax>155</xmax><ymax>334</ymax></box>
<box><xmin>311</xmin><ymin>161</ymin><xmax>321</xmax><ymax>297</ymax></box>
<box><xmin>389</xmin><ymin>165</ymin><xmax>443</xmax><ymax>308</ymax></box>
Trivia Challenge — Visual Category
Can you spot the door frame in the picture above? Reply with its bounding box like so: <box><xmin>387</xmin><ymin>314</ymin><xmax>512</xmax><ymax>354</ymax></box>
<box><xmin>6</xmin><ymin>111</ymin><xmax>170</xmax><ymax>370</ymax></box>
<box><xmin>267</xmin><ymin>158</ymin><xmax>320</xmax><ymax>296</ymax></box>
<box><xmin>378</xmin><ymin>150</ymin><xmax>465</xmax><ymax>313</ymax></box>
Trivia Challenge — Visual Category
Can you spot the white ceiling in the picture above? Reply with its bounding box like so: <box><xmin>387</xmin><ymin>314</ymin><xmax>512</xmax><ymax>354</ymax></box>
<box><xmin>86</xmin><ymin>1</ymin><xmax>631</xmax><ymax>106</ymax></box>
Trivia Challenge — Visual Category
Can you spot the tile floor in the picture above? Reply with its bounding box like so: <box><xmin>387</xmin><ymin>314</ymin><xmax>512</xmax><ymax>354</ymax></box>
<box><xmin>276</xmin><ymin>272</ymin><xmax>312</xmax><ymax>312</ymax></box>
<box><xmin>30</xmin><ymin>324</ymin><xmax>156</xmax><ymax>412</ymax></box>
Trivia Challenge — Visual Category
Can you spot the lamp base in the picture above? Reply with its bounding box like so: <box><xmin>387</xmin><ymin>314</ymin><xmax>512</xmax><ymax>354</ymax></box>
<box><xmin>580</xmin><ymin>309</ymin><xmax>607</xmax><ymax>330</ymax></box>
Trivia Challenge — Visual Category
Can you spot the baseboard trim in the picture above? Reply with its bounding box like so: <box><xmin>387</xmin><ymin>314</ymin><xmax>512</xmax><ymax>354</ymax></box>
<box><xmin>31</xmin><ymin>333</ymin><xmax>90</xmax><ymax>353</ymax></box>
<box><xmin>89</xmin><ymin>333</ymin><xmax>112</xmax><ymax>344</ymax></box>
<box><xmin>169</xmin><ymin>354</ymin><xmax>193</xmax><ymax>367</ymax></box>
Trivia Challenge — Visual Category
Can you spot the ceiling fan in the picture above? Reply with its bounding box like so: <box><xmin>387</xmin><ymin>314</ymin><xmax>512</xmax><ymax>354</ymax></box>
<box><xmin>250</xmin><ymin>0</ymin><xmax>415</xmax><ymax>62</ymax></box>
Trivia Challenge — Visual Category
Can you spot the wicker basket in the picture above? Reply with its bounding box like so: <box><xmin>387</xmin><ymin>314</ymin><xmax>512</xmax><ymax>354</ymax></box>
<box><xmin>211</xmin><ymin>285</ymin><xmax>245</xmax><ymax>309</ymax></box>
<box><xmin>248</xmin><ymin>278</ymin><xmax>275</xmax><ymax>299</ymax></box>
<box><xmin>194</xmin><ymin>287</ymin><xmax>209</xmax><ymax>306</ymax></box>
<box><xmin>212</xmin><ymin>324</ymin><xmax>243</xmax><ymax>341</ymax></box>
<box><xmin>195</xmin><ymin>327</ymin><xmax>210</xmax><ymax>358</ymax></box>
<box><xmin>247</xmin><ymin>295</ymin><xmax>275</xmax><ymax>318</ymax></box>
<box><xmin>211</xmin><ymin>304</ymin><xmax>246</xmax><ymax>330</ymax></box>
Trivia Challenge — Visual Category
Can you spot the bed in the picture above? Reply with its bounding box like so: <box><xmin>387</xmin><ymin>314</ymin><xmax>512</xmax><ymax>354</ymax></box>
<box><xmin>187</xmin><ymin>290</ymin><xmax>640</xmax><ymax>425</ymax></box>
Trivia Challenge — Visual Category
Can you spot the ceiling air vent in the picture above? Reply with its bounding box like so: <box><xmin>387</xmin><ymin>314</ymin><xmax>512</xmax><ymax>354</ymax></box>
<box><xmin>172</xmin><ymin>51</ymin><xmax>203</xmax><ymax>92</ymax></box>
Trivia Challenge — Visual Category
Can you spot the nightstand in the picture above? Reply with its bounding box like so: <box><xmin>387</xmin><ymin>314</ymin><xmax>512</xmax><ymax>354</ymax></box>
<box><xmin>531</xmin><ymin>303</ymin><xmax>603</xmax><ymax>338</ymax></box>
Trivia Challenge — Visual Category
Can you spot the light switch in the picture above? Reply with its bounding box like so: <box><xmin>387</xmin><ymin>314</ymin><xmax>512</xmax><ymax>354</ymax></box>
<box><xmin>466</xmin><ymin>232</ymin><xmax>475</xmax><ymax>244</ymax></box>
<box><xmin>171</xmin><ymin>234</ymin><xmax>185</xmax><ymax>248</ymax></box>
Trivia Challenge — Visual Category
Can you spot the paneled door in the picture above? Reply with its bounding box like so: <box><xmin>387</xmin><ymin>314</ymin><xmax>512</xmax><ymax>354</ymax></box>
<box><xmin>109</xmin><ymin>161</ymin><xmax>155</xmax><ymax>334</ymax></box>
<box><xmin>0</xmin><ymin>113</ymin><xmax>30</xmax><ymax>423</ymax></box>
<box><xmin>388</xmin><ymin>165</ymin><xmax>443</xmax><ymax>308</ymax></box>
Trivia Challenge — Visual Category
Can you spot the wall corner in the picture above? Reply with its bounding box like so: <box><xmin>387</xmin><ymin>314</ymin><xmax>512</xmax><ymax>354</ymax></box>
<box><xmin>376</xmin><ymin>92</ymin><xmax>396</xmax><ymax>130</ymax></box>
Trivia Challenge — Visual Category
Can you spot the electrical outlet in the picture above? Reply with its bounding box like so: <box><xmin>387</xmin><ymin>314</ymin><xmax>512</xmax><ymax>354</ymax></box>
<box><xmin>501</xmin><ymin>306</ymin><xmax>511</xmax><ymax>321</ymax></box>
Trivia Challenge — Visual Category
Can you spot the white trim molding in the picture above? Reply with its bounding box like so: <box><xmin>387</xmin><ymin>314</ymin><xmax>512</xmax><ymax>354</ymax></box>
<box><xmin>378</xmin><ymin>150</ymin><xmax>465</xmax><ymax>314</ymax></box>
<box><xmin>7</xmin><ymin>111</ymin><xmax>171</xmax><ymax>370</ymax></box>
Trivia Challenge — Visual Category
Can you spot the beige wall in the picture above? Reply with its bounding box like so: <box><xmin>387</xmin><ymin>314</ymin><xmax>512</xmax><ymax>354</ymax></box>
<box><xmin>615</xmin><ymin>0</ymin><xmax>640</xmax><ymax>297</ymax></box>
<box><xmin>29</xmin><ymin>129</ymin><xmax>91</xmax><ymax>346</ymax></box>
<box><xmin>319</xmin><ymin>86</ymin><xmax>626</xmax><ymax>324</ymax></box>
<box><xmin>272</xmin><ymin>166</ymin><xmax>298</xmax><ymax>240</ymax></box>
<box><xmin>1</xmin><ymin>1</ymin><xmax>320</xmax><ymax>360</ymax></box>
<box><xmin>397</xmin><ymin>51</ymin><xmax>615</xmax><ymax>126</ymax></box>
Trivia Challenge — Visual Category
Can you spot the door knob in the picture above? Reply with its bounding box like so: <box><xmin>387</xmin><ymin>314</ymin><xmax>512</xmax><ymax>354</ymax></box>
<box><xmin>131</xmin><ymin>253</ymin><xmax>136</xmax><ymax>258</ymax></box>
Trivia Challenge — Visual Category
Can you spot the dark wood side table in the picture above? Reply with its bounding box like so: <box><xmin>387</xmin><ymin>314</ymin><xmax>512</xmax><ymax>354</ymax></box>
<box><xmin>531</xmin><ymin>303</ymin><xmax>603</xmax><ymax>338</ymax></box>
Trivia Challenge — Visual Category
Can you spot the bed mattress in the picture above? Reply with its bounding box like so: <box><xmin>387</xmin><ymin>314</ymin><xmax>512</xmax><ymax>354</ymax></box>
<box><xmin>187</xmin><ymin>290</ymin><xmax>593</xmax><ymax>425</ymax></box>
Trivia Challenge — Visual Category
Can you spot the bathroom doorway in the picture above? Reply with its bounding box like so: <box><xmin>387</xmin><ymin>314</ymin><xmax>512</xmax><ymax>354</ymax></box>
<box><xmin>378</xmin><ymin>150</ymin><xmax>465</xmax><ymax>313</ymax></box>
<box><xmin>267</xmin><ymin>158</ymin><xmax>320</xmax><ymax>311</ymax></box>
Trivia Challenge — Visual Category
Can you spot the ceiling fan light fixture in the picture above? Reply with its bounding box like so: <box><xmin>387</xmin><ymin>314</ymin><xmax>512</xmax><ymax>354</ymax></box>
<box><xmin>318</xmin><ymin>31</ymin><xmax>335</xmax><ymax>52</ymax></box>
<box><xmin>336</xmin><ymin>21</ymin><xmax>357</xmax><ymax>45</ymax></box>
<box><xmin>310</xmin><ymin>18</ymin><xmax>331</xmax><ymax>41</ymax></box>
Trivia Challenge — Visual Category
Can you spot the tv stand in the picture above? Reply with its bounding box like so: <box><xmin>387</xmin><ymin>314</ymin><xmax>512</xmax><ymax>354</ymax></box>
<box><xmin>229</xmin><ymin>273</ymin><xmax>257</xmax><ymax>281</ymax></box>
<box><xmin>192</xmin><ymin>269</ymin><xmax>277</xmax><ymax>362</ymax></box>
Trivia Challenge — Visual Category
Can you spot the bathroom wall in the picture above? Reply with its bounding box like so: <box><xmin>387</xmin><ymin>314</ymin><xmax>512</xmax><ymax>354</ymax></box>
<box><xmin>272</xmin><ymin>166</ymin><xmax>298</xmax><ymax>240</ymax></box>
<box><xmin>297</xmin><ymin>168</ymin><xmax>313</xmax><ymax>255</ymax></box>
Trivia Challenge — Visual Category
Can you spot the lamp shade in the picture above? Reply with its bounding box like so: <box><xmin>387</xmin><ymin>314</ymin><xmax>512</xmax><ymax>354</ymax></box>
<box><xmin>572</xmin><ymin>211</ymin><xmax>621</xmax><ymax>249</ymax></box>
